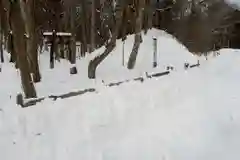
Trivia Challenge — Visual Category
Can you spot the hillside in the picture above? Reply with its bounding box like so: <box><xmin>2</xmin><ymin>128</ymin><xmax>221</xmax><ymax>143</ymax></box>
<box><xmin>0</xmin><ymin>29</ymin><xmax>240</xmax><ymax>160</ymax></box>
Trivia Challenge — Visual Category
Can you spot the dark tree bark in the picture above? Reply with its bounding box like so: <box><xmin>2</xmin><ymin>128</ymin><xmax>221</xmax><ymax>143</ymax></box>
<box><xmin>80</xmin><ymin>0</ymin><xmax>88</xmax><ymax>57</ymax></box>
<box><xmin>127</xmin><ymin>0</ymin><xmax>144</xmax><ymax>69</ymax></box>
<box><xmin>90</xmin><ymin>0</ymin><xmax>96</xmax><ymax>52</ymax></box>
<box><xmin>50</xmin><ymin>30</ymin><xmax>56</xmax><ymax>69</ymax></box>
<box><xmin>21</xmin><ymin>0</ymin><xmax>41</xmax><ymax>82</ymax></box>
<box><xmin>69</xmin><ymin>6</ymin><xmax>76</xmax><ymax>64</ymax></box>
<box><xmin>0</xmin><ymin>2</ymin><xmax>4</xmax><ymax>63</ymax></box>
<box><xmin>1</xmin><ymin>0</ymin><xmax>16</xmax><ymax>64</ymax></box>
<box><xmin>10</xmin><ymin>0</ymin><xmax>37</xmax><ymax>98</ymax></box>
<box><xmin>8</xmin><ymin>33</ymin><xmax>17</xmax><ymax>65</ymax></box>
<box><xmin>0</xmin><ymin>31</ymin><xmax>3</xmax><ymax>63</ymax></box>
<box><xmin>88</xmin><ymin>0</ymin><xmax>124</xmax><ymax>79</ymax></box>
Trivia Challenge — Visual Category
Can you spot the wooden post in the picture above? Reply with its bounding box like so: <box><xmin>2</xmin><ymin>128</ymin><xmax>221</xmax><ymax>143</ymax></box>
<box><xmin>43</xmin><ymin>31</ymin><xmax>72</xmax><ymax>68</ymax></box>
<box><xmin>0</xmin><ymin>31</ymin><xmax>4</xmax><ymax>63</ymax></box>
<box><xmin>50</xmin><ymin>30</ymin><xmax>56</xmax><ymax>69</ymax></box>
<box><xmin>122</xmin><ymin>40</ymin><xmax>125</xmax><ymax>66</ymax></box>
<box><xmin>153</xmin><ymin>37</ymin><xmax>157</xmax><ymax>68</ymax></box>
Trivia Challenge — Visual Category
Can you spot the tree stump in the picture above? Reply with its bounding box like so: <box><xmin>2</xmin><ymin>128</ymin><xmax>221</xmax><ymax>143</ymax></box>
<box><xmin>70</xmin><ymin>66</ymin><xmax>77</xmax><ymax>75</ymax></box>
<box><xmin>16</xmin><ymin>93</ymin><xmax>24</xmax><ymax>106</ymax></box>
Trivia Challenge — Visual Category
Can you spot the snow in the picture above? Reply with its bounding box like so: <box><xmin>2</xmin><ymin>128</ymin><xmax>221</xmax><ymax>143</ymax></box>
<box><xmin>224</xmin><ymin>0</ymin><xmax>240</xmax><ymax>9</ymax></box>
<box><xmin>43</xmin><ymin>32</ymin><xmax>72</xmax><ymax>36</ymax></box>
<box><xmin>1</xmin><ymin>29</ymin><xmax>240</xmax><ymax>160</ymax></box>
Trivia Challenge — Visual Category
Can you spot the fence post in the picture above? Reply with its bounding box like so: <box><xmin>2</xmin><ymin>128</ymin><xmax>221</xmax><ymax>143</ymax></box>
<box><xmin>153</xmin><ymin>37</ymin><xmax>157</xmax><ymax>68</ymax></box>
<box><xmin>122</xmin><ymin>40</ymin><xmax>125</xmax><ymax>66</ymax></box>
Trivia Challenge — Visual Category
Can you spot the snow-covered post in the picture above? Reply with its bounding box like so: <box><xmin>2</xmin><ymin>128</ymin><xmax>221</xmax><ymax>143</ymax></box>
<box><xmin>153</xmin><ymin>37</ymin><xmax>157</xmax><ymax>68</ymax></box>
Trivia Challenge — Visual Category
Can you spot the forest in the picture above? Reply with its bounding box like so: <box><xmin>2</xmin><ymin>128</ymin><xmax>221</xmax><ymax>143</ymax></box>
<box><xmin>0</xmin><ymin>0</ymin><xmax>240</xmax><ymax>98</ymax></box>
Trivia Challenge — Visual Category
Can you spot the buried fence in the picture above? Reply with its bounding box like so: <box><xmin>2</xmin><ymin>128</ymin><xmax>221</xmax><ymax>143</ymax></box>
<box><xmin>18</xmin><ymin>61</ymin><xmax>200</xmax><ymax>108</ymax></box>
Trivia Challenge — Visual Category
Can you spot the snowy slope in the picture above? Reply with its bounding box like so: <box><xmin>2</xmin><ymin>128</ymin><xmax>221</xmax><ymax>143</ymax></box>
<box><xmin>1</xmin><ymin>29</ymin><xmax>240</xmax><ymax>160</ymax></box>
<box><xmin>0</xmin><ymin>29</ymin><xmax>198</xmax><ymax>105</ymax></box>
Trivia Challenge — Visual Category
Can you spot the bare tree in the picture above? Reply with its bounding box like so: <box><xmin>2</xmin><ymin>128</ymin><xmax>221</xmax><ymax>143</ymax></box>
<box><xmin>80</xmin><ymin>0</ymin><xmax>88</xmax><ymax>56</ymax></box>
<box><xmin>88</xmin><ymin>0</ymin><xmax>124</xmax><ymax>79</ymax></box>
<box><xmin>0</xmin><ymin>34</ymin><xmax>3</xmax><ymax>63</ymax></box>
<box><xmin>69</xmin><ymin>6</ymin><xmax>76</xmax><ymax>64</ymax></box>
<box><xmin>143</xmin><ymin>0</ymin><xmax>153</xmax><ymax>33</ymax></box>
<box><xmin>20</xmin><ymin>0</ymin><xmax>41</xmax><ymax>82</ymax></box>
<box><xmin>90</xmin><ymin>0</ymin><xmax>96</xmax><ymax>52</ymax></box>
<box><xmin>0</xmin><ymin>12</ymin><xmax>4</xmax><ymax>63</ymax></box>
<box><xmin>9</xmin><ymin>0</ymin><xmax>37</xmax><ymax>98</ymax></box>
<box><xmin>127</xmin><ymin>0</ymin><xmax>144</xmax><ymax>69</ymax></box>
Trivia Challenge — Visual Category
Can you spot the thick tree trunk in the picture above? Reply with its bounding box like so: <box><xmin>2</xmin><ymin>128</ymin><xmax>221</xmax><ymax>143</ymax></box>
<box><xmin>121</xmin><ymin>4</ymin><xmax>128</xmax><ymax>40</ymax></box>
<box><xmin>10</xmin><ymin>0</ymin><xmax>37</xmax><ymax>98</ymax></box>
<box><xmin>8</xmin><ymin>33</ymin><xmax>17</xmax><ymax>66</ymax></box>
<box><xmin>127</xmin><ymin>33</ymin><xmax>142</xmax><ymax>69</ymax></box>
<box><xmin>143</xmin><ymin>0</ymin><xmax>153</xmax><ymax>34</ymax></box>
<box><xmin>29</xmin><ymin>31</ymin><xmax>41</xmax><ymax>82</ymax></box>
<box><xmin>19</xmin><ymin>0</ymin><xmax>41</xmax><ymax>82</ymax></box>
<box><xmin>127</xmin><ymin>0</ymin><xmax>144</xmax><ymax>69</ymax></box>
<box><xmin>146</xmin><ymin>0</ymin><xmax>153</xmax><ymax>32</ymax></box>
<box><xmin>88</xmin><ymin>0</ymin><xmax>123</xmax><ymax>79</ymax></box>
<box><xmin>1</xmin><ymin>0</ymin><xmax>16</xmax><ymax>65</ymax></box>
<box><xmin>0</xmin><ymin>0</ymin><xmax>10</xmax><ymax>36</ymax></box>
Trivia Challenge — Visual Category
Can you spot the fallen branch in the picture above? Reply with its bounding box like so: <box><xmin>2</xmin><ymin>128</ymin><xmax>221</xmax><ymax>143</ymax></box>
<box><xmin>190</xmin><ymin>62</ymin><xmax>200</xmax><ymax>68</ymax></box>
<box><xmin>146</xmin><ymin>71</ymin><xmax>170</xmax><ymax>78</ymax></box>
<box><xmin>22</xmin><ymin>88</ymin><xmax>96</xmax><ymax>108</ymax></box>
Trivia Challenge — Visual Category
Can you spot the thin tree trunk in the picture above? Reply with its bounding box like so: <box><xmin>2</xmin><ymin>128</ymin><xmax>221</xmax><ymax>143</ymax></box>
<box><xmin>90</xmin><ymin>0</ymin><xmax>96</xmax><ymax>52</ymax></box>
<box><xmin>10</xmin><ymin>0</ymin><xmax>37</xmax><ymax>98</ymax></box>
<box><xmin>1</xmin><ymin>0</ymin><xmax>16</xmax><ymax>65</ymax></box>
<box><xmin>0</xmin><ymin>31</ymin><xmax>4</xmax><ymax>63</ymax></box>
<box><xmin>0</xmin><ymin>14</ymin><xmax>4</xmax><ymax>63</ymax></box>
<box><xmin>70</xmin><ymin>6</ymin><xmax>76</xmax><ymax>64</ymax></box>
<box><xmin>50</xmin><ymin>30</ymin><xmax>56</xmax><ymax>69</ymax></box>
<box><xmin>88</xmin><ymin>0</ymin><xmax>123</xmax><ymax>79</ymax></box>
<box><xmin>127</xmin><ymin>0</ymin><xmax>144</xmax><ymax>69</ymax></box>
<box><xmin>81</xmin><ymin>0</ymin><xmax>88</xmax><ymax>56</ymax></box>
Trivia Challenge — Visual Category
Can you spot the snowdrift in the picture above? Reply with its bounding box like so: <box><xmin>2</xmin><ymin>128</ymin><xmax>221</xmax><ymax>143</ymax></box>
<box><xmin>1</xmin><ymin>29</ymin><xmax>240</xmax><ymax>160</ymax></box>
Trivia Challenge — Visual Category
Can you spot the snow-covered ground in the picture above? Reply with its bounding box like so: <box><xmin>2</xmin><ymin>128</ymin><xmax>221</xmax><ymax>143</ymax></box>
<box><xmin>0</xmin><ymin>29</ymin><xmax>240</xmax><ymax>160</ymax></box>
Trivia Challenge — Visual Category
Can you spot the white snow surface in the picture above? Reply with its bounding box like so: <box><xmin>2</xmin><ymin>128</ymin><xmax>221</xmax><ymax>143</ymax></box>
<box><xmin>1</xmin><ymin>29</ymin><xmax>240</xmax><ymax>160</ymax></box>
<box><xmin>224</xmin><ymin>0</ymin><xmax>240</xmax><ymax>9</ymax></box>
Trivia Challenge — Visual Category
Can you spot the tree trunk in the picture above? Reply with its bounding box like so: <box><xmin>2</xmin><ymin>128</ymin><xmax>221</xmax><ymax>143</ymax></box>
<box><xmin>19</xmin><ymin>0</ymin><xmax>41</xmax><ymax>82</ymax></box>
<box><xmin>81</xmin><ymin>0</ymin><xmax>88</xmax><ymax>57</ymax></box>
<box><xmin>10</xmin><ymin>0</ymin><xmax>37</xmax><ymax>98</ymax></box>
<box><xmin>70</xmin><ymin>6</ymin><xmax>76</xmax><ymax>64</ymax></box>
<box><xmin>8</xmin><ymin>33</ymin><xmax>17</xmax><ymax>66</ymax></box>
<box><xmin>0</xmin><ymin>15</ymin><xmax>4</xmax><ymax>63</ymax></box>
<box><xmin>1</xmin><ymin>0</ymin><xmax>16</xmax><ymax>65</ymax></box>
<box><xmin>50</xmin><ymin>30</ymin><xmax>56</xmax><ymax>69</ymax></box>
<box><xmin>90</xmin><ymin>0</ymin><xmax>96</xmax><ymax>52</ymax></box>
<box><xmin>29</xmin><ymin>31</ymin><xmax>41</xmax><ymax>82</ymax></box>
<box><xmin>88</xmin><ymin>0</ymin><xmax>123</xmax><ymax>79</ymax></box>
<box><xmin>127</xmin><ymin>0</ymin><xmax>144</xmax><ymax>69</ymax></box>
<box><xmin>0</xmin><ymin>31</ymin><xmax>4</xmax><ymax>63</ymax></box>
<box><xmin>146</xmin><ymin>0</ymin><xmax>153</xmax><ymax>31</ymax></box>
<box><xmin>143</xmin><ymin>0</ymin><xmax>153</xmax><ymax>34</ymax></box>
